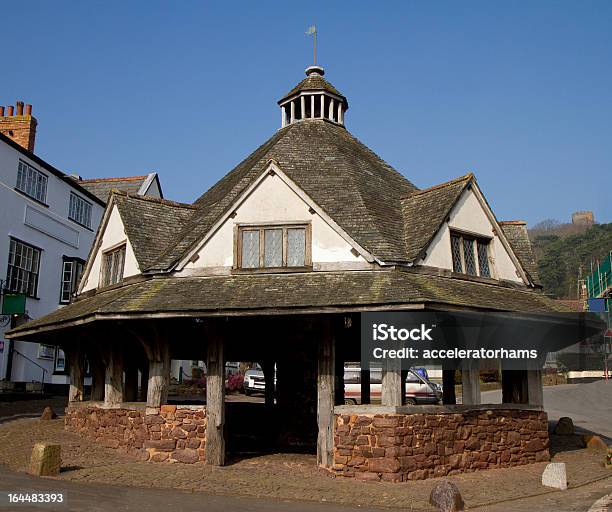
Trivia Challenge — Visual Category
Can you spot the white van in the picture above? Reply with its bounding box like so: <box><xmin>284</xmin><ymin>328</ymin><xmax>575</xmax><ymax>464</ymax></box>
<box><xmin>343</xmin><ymin>367</ymin><xmax>442</xmax><ymax>405</ymax></box>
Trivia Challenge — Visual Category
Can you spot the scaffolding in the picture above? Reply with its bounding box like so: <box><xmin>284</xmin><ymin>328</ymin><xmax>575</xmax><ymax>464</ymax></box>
<box><xmin>584</xmin><ymin>252</ymin><xmax>612</xmax><ymax>379</ymax></box>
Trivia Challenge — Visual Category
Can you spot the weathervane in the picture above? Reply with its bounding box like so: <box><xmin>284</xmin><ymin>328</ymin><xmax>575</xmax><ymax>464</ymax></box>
<box><xmin>305</xmin><ymin>25</ymin><xmax>317</xmax><ymax>65</ymax></box>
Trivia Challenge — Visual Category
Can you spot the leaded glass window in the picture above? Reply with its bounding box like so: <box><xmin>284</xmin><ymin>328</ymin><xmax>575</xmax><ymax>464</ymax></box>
<box><xmin>238</xmin><ymin>224</ymin><xmax>309</xmax><ymax>269</ymax></box>
<box><xmin>264</xmin><ymin>229</ymin><xmax>283</xmax><ymax>267</ymax></box>
<box><xmin>463</xmin><ymin>238</ymin><xmax>476</xmax><ymax>275</ymax></box>
<box><xmin>451</xmin><ymin>235</ymin><xmax>463</xmax><ymax>273</ymax></box>
<box><xmin>101</xmin><ymin>245</ymin><xmax>126</xmax><ymax>287</ymax></box>
<box><xmin>477</xmin><ymin>241</ymin><xmax>491</xmax><ymax>278</ymax></box>
<box><xmin>241</xmin><ymin>230</ymin><xmax>260</xmax><ymax>268</ymax></box>
<box><xmin>450</xmin><ymin>231</ymin><xmax>493</xmax><ymax>279</ymax></box>
<box><xmin>287</xmin><ymin>228</ymin><xmax>306</xmax><ymax>267</ymax></box>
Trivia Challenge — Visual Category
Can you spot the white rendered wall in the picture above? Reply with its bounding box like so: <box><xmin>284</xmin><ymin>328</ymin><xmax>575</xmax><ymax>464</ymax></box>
<box><xmin>0</xmin><ymin>140</ymin><xmax>104</xmax><ymax>383</ymax></box>
<box><xmin>420</xmin><ymin>188</ymin><xmax>523</xmax><ymax>283</ymax></box>
<box><xmin>181</xmin><ymin>172</ymin><xmax>365</xmax><ymax>272</ymax></box>
<box><xmin>81</xmin><ymin>205</ymin><xmax>140</xmax><ymax>292</ymax></box>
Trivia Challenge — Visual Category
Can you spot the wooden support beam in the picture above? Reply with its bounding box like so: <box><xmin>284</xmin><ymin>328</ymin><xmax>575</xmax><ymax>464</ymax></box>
<box><xmin>317</xmin><ymin>318</ymin><xmax>335</xmax><ymax>468</ymax></box>
<box><xmin>124</xmin><ymin>365</ymin><xmax>139</xmax><ymax>402</ymax></box>
<box><xmin>334</xmin><ymin>335</ymin><xmax>345</xmax><ymax>406</ymax></box>
<box><xmin>140</xmin><ymin>362</ymin><xmax>149</xmax><ymax>402</ymax></box>
<box><xmin>381</xmin><ymin>354</ymin><xmax>402</xmax><ymax>406</ymax></box>
<box><xmin>90</xmin><ymin>358</ymin><xmax>105</xmax><ymax>401</ymax></box>
<box><xmin>104</xmin><ymin>345</ymin><xmax>124</xmax><ymax>406</ymax></box>
<box><xmin>67</xmin><ymin>344</ymin><xmax>84</xmax><ymax>402</ymax></box>
<box><xmin>442</xmin><ymin>368</ymin><xmax>457</xmax><ymax>405</ymax></box>
<box><xmin>461</xmin><ymin>363</ymin><xmax>481</xmax><ymax>405</ymax></box>
<box><xmin>147</xmin><ymin>341</ymin><xmax>170</xmax><ymax>408</ymax></box>
<box><xmin>261</xmin><ymin>359</ymin><xmax>275</xmax><ymax>409</ymax></box>
<box><xmin>206</xmin><ymin>331</ymin><xmax>225</xmax><ymax>466</ymax></box>
<box><xmin>526</xmin><ymin>368</ymin><xmax>543</xmax><ymax>407</ymax></box>
<box><xmin>360</xmin><ymin>367</ymin><xmax>371</xmax><ymax>405</ymax></box>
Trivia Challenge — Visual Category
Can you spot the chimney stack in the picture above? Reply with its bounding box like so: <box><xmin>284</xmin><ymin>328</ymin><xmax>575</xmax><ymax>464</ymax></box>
<box><xmin>0</xmin><ymin>100</ymin><xmax>38</xmax><ymax>152</ymax></box>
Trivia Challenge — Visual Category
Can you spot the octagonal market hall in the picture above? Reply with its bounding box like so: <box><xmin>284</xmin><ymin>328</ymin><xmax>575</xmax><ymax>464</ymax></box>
<box><xmin>6</xmin><ymin>65</ymin><xmax>593</xmax><ymax>482</ymax></box>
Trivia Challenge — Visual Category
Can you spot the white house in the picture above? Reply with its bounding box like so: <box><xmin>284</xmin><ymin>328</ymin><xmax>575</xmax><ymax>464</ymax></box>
<box><xmin>0</xmin><ymin>102</ymin><xmax>161</xmax><ymax>390</ymax></box>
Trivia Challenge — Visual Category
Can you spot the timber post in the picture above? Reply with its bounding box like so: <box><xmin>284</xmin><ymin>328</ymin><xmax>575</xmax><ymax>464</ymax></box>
<box><xmin>442</xmin><ymin>364</ymin><xmax>457</xmax><ymax>405</ymax></box>
<box><xmin>381</xmin><ymin>339</ymin><xmax>402</xmax><ymax>406</ymax></box>
<box><xmin>360</xmin><ymin>366</ymin><xmax>371</xmax><ymax>404</ymax></box>
<box><xmin>146</xmin><ymin>340</ymin><xmax>170</xmax><ymax>408</ymax></box>
<box><xmin>317</xmin><ymin>317</ymin><xmax>335</xmax><ymax>468</ymax></box>
<box><xmin>67</xmin><ymin>341</ymin><xmax>84</xmax><ymax>402</ymax></box>
<box><xmin>140</xmin><ymin>361</ymin><xmax>149</xmax><ymax>402</ymax></box>
<box><xmin>205</xmin><ymin>325</ymin><xmax>225</xmax><ymax>466</ymax></box>
<box><xmin>124</xmin><ymin>364</ymin><xmax>139</xmax><ymax>402</ymax></box>
<box><xmin>461</xmin><ymin>361</ymin><xmax>481</xmax><ymax>405</ymax></box>
<box><xmin>104</xmin><ymin>343</ymin><xmax>124</xmax><ymax>406</ymax></box>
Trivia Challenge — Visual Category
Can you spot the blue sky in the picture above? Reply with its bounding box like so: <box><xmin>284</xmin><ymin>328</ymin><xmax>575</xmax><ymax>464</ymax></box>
<box><xmin>2</xmin><ymin>1</ymin><xmax>610</xmax><ymax>225</ymax></box>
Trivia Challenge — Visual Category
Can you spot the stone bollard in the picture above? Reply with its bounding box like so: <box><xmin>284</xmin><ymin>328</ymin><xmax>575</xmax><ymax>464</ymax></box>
<box><xmin>429</xmin><ymin>480</ymin><xmax>465</xmax><ymax>512</ymax></box>
<box><xmin>542</xmin><ymin>462</ymin><xmax>567</xmax><ymax>490</ymax></box>
<box><xmin>40</xmin><ymin>406</ymin><xmax>57</xmax><ymax>420</ymax></box>
<box><xmin>27</xmin><ymin>443</ymin><xmax>61</xmax><ymax>477</ymax></box>
<box><xmin>553</xmin><ymin>417</ymin><xmax>574</xmax><ymax>435</ymax></box>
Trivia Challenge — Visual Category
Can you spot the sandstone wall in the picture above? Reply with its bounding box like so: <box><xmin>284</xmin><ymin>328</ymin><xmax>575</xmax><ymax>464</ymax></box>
<box><xmin>333</xmin><ymin>409</ymin><xmax>549</xmax><ymax>482</ymax></box>
<box><xmin>65</xmin><ymin>404</ymin><xmax>206</xmax><ymax>463</ymax></box>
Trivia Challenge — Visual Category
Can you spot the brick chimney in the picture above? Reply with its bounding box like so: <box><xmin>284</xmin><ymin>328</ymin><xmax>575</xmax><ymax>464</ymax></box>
<box><xmin>0</xmin><ymin>101</ymin><xmax>38</xmax><ymax>152</ymax></box>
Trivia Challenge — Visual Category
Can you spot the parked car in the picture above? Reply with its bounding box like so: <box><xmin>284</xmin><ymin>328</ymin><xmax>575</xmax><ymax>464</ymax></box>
<box><xmin>343</xmin><ymin>367</ymin><xmax>442</xmax><ymax>405</ymax></box>
<box><xmin>243</xmin><ymin>364</ymin><xmax>442</xmax><ymax>404</ymax></box>
<box><xmin>243</xmin><ymin>364</ymin><xmax>275</xmax><ymax>396</ymax></box>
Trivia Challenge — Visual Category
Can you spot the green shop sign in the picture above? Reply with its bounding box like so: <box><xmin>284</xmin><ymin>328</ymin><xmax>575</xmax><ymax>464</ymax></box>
<box><xmin>1</xmin><ymin>293</ymin><xmax>26</xmax><ymax>315</ymax></box>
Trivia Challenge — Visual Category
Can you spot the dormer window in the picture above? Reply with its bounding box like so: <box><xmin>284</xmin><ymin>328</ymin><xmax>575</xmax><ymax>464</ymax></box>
<box><xmin>450</xmin><ymin>231</ymin><xmax>491</xmax><ymax>278</ymax></box>
<box><xmin>101</xmin><ymin>244</ymin><xmax>126</xmax><ymax>286</ymax></box>
<box><xmin>237</xmin><ymin>224</ymin><xmax>311</xmax><ymax>270</ymax></box>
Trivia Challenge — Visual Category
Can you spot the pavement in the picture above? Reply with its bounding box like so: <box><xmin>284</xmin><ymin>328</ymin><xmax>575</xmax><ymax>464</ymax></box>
<box><xmin>0</xmin><ymin>464</ymin><xmax>386</xmax><ymax>512</ymax></box>
<box><xmin>480</xmin><ymin>380</ymin><xmax>612</xmax><ymax>440</ymax></box>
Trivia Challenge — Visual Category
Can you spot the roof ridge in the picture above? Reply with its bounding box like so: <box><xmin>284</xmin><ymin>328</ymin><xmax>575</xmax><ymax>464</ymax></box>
<box><xmin>78</xmin><ymin>175</ymin><xmax>149</xmax><ymax>183</ymax></box>
<box><xmin>110</xmin><ymin>189</ymin><xmax>196</xmax><ymax>209</ymax></box>
<box><xmin>499</xmin><ymin>220</ymin><xmax>527</xmax><ymax>225</ymax></box>
<box><xmin>402</xmin><ymin>173</ymin><xmax>474</xmax><ymax>199</ymax></box>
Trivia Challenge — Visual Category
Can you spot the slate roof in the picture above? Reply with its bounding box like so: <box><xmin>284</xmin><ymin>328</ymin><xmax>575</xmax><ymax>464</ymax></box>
<box><xmin>78</xmin><ymin>175</ymin><xmax>152</xmax><ymax>202</ymax></box>
<box><xmin>278</xmin><ymin>73</ymin><xmax>346</xmax><ymax>105</ymax></box>
<box><xmin>500</xmin><ymin>221</ymin><xmax>541</xmax><ymax>285</ymax></box>
<box><xmin>147</xmin><ymin>119</ymin><xmax>418</xmax><ymax>270</ymax></box>
<box><xmin>6</xmin><ymin>270</ymin><xmax>568</xmax><ymax>339</ymax></box>
<box><xmin>111</xmin><ymin>192</ymin><xmax>196</xmax><ymax>269</ymax></box>
<box><xmin>401</xmin><ymin>174</ymin><xmax>472</xmax><ymax>262</ymax></box>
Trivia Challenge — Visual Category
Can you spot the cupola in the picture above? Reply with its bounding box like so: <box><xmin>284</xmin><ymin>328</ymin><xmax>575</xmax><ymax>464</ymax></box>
<box><xmin>278</xmin><ymin>66</ymin><xmax>348</xmax><ymax>128</ymax></box>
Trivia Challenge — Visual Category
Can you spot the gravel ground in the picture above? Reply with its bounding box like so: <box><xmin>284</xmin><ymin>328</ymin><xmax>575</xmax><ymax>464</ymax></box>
<box><xmin>0</xmin><ymin>418</ymin><xmax>610</xmax><ymax>510</ymax></box>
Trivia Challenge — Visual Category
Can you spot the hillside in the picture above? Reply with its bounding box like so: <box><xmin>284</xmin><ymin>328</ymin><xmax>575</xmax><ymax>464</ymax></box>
<box><xmin>529</xmin><ymin>223</ymin><xmax>612</xmax><ymax>299</ymax></box>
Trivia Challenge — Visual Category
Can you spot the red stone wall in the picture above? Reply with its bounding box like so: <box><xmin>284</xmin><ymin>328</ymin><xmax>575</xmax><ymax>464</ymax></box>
<box><xmin>333</xmin><ymin>409</ymin><xmax>549</xmax><ymax>482</ymax></box>
<box><xmin>65</xmin><ymin>404</ymin><xmax>206</xmax><ymax>463</ymax></box>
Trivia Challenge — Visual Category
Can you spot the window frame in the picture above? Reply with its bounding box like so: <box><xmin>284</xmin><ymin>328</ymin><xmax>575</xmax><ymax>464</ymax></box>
<box><xmin>99</xmin><ymin>243</ymin><xmax>127</xmax><ymax>287</ymax></box>
<box><xmin>234</xmin><ymin>222</ymin><xmax>312</xmax><ymax>272</ymax></box>
<box><xmin>53</xmin><ymin>347</ymin><xmax>66</xmax><ymax>374</ymax></box>
<box><xmin>15</xmin><ymin>160</ymin><xmax>48</xmax><ymax>205</ymax></box>
<box><xmin>59</xmin><ymin>256</ymin><xmax>85</xmax><ymax>304</ymax></box>
<box><xmin>68</xmin><ymin>192</ymin><xmax>93</xmax><ymax>229</ymax></box>
<box><xmin>6</xmin><ymin>237</ymin><xmax>42</xmax><ymax>298</ymax></box>
<box><xmin>450</xmin><ymin>230</ymin><xmax>493</xmax><ymax>279</ymax></box>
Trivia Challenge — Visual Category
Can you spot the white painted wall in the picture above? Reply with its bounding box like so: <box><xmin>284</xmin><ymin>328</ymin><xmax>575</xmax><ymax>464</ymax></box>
<box><xmin>80</xmin><ymin>205</ymin><xmax>140</xmax><ymax>292</ymax></box>
<box><xmin>0</xmin><ymin>139</ymin><xmax>104</xmax><ymax>383</ymax></box>
<box><xmin>180</xmin><ymin>172</ymin><xmax>365</xmax><ymax>273</ymax></box>
<box><xmin>420</xmin><ymin>187</ymin><xmax>523</xmax><ymax>283</ymax></box>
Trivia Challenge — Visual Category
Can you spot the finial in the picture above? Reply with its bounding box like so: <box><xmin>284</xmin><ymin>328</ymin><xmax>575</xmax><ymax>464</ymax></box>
<box><xmin>305</xmin><ymin>65</ymin><xmax>325</xmax><ymax>77</ymax></box>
